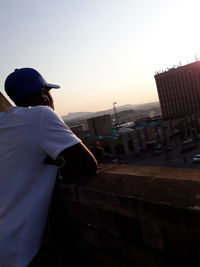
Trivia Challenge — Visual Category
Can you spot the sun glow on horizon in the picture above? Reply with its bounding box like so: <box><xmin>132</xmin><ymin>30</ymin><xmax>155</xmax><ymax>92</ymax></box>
<box><xmin>1</xmin><ymin>0</ymin><xmax>200</xmax><ymax>115</ymax></box>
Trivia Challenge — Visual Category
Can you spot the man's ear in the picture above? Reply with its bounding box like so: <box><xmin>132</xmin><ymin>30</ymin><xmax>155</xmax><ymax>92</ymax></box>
<box><xmin>41</xmin><ymin>91</ymin><xmax>50</xmax><ymax>106</ymax></box>
<box><xmin>40</xmin><ymin>90</ymin><xmax>54</xmax><ymax>109</ymax></box>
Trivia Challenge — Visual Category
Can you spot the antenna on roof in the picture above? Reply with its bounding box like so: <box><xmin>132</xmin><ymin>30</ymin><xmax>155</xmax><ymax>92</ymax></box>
<box><xmin>195</xmin><ymin>53</ymin><xmax>199</xmax><ymax>61</ymax></box>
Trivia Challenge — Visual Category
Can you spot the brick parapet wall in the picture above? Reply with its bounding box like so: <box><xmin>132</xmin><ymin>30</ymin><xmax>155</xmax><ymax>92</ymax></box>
<box><xmin>50</xmin><ymin>164</ymin><xmax>200</xmax><ymax>267</ymax></box>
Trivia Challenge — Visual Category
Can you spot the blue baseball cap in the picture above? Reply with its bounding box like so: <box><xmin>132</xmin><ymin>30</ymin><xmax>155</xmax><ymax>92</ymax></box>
<box><xmin>4</xmin><ymin>68</ymin><xmax>60</xmax><ymax>102</ymax></box>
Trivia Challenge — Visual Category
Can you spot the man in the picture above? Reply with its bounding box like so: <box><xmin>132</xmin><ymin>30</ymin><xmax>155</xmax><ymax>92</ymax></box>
<box><xmin>90</xmin><ymin>141</ymin><xmax>113</xmax><ymax>164</ymax></box>
<box><xmin>0</xmin><ymin>68</ymin><xmax>97</xmax><ymax>267</ymax></box>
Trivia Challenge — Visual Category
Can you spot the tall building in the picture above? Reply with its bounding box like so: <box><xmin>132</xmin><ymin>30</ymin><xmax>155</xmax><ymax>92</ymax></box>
<box><xmin>154</xmin><ymin>61</ymin><xmax>200</xmax><ymax>118</ymax></box>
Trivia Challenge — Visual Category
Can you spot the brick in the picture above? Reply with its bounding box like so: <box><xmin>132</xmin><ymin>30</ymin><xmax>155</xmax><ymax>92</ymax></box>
<box><xmin>101</xmin><ymin>211</ymin><xmax>142</xmax><ymax>244</ymax></box>
<box><xmin>69</xmin><ymin>222</ymin><xmax>103</xmax><ymax>249</ymax></box>
<box><xmin>55</xmin><ymin>183</ymin><xmax>79</xmax><ymax>202</ymax></box>
<box><xmin>84</xmin><ymin>205</ymin><xmax>104</xmax><ymax>229</ymax></box>
<box><xmin>140</xmin><ymin>221</ymin><xmax>165</xmax><ymax>250</ymax></box>
<box><xmin>64</xmin><ymin>202</ymin><xmax>88</xmax><ymax>223</ymax></box>
<box><xmin>99</xmin><ymin>231</ymin><xmax>158</xmax><ymax>267</ymax></box>
<box><xmin>163</xmin><ymin>225</ymin><xmax>198</xmax><ymax>253</ymax></box>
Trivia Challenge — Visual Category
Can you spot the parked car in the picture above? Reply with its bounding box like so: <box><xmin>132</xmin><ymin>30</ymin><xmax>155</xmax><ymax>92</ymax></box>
<box><xmin>154</xmin><ymin>144</ymin><xmax>162</xmax><ymax>150</ymax></box>
<box><xmin>165</xmin><ymin>145</ymin><xmax>173</xmax><ymax>151</ymax></box>
<box><xmin>193</xmin><ymin>154</ymin><xmax>200</xmax><ymax>163</ymax></box>
<box><xmin>195</xmin><ymin>134</ymin><xmax>200</xmax><ymax>140</ymax></box>
<box><xmin>153</xmin><ymin>150</ymin><xmax>163</xmax><ymax>156</ymax></box>
<box><xmin>181</xmin><ymin>139</ymin><xmax>195</xmax><ymax>153</ymax></box>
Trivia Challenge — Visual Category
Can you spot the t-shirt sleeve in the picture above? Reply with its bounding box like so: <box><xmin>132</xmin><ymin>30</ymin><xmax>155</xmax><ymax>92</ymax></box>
<box><xmin>39</xmin><ymin>107</ymin><xmax>81</xmax><ymax>160</ymax></box>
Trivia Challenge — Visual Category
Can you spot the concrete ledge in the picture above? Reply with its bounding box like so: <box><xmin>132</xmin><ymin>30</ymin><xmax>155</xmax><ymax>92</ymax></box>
<box><xmin>52</xmin><ymin>164</ymin><xmax>200</xmax><ymax>267</ymax></box>
<box><xmin>58</xmin><ymin>164</ymin><xmax>200</xmax><ymax>209</ymax></box>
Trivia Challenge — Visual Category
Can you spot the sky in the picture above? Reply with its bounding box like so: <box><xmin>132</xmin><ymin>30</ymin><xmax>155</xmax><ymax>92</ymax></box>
<box><xmin>1</xmin><ymin>0</ymin><xmax>200</xmax><ymax>115</ymax></box>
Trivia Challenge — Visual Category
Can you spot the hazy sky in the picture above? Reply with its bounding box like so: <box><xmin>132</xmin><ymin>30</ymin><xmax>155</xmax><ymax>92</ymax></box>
<box><xmin>1</xmin><ymin>0</ymin><xmax>200</xmax><ymax>115</ymax></box>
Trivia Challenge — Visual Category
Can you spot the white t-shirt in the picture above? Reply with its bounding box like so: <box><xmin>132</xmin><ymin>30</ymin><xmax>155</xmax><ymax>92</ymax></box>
<box><xmin>0</xmin><ymin>106</ymin><xmax>81</xmax><ymax>267</ymax></box>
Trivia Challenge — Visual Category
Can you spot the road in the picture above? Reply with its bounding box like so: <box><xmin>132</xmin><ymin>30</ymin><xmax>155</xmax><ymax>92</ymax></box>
<box><xmin>121</xmin><ymin>140</ymin><xmax>200</xmax><ymax>169</ymax></box>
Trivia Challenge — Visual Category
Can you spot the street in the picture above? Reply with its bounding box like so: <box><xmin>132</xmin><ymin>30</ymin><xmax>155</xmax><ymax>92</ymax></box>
<box><xmin>121</xmin><ymin>140</ymin><xmax>200</xmax><ymax>169</ymax></box>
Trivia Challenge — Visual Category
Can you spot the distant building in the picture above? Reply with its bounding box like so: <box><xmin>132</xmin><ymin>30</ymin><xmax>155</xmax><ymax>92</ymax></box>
<box><xmin>87</xmin><ymin>114</ymin><xmax>112</xmax><ymax>137</ymax></box>
<box><xmin>70</xmin><ymin>124</ymin><xmax>87</xmax><ymax>135</ymax></box>
<box><xmin>69</xmin><ymin>124</ymin><xmax>91</xmax><ymax>144</ymax></box>
<box><xmin>155</xmin><ymin>61</ymin><xmax>200</xmax><ymax>118</ymax></box>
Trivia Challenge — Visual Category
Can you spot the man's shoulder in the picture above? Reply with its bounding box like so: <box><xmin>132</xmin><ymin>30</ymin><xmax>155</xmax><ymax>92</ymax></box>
<box><xmin>29</xmin><ymin>105</ymin><xmax>53</xmax><ymax>113</ymax></box>
<box><xmin>7</xmin><ymin>106</ymin><xmax>63</xmax><ymax>127</ymax></box>
<box><xmin>8</xmin><ymin>105</ymin><xmax>50</xmax><ymax>113</ymax></box>
<box><xmin>7</xmin><ymin>106</ymin><xmax>56</xmax><ymax>121</ymax></box>
<box><xmin>28</xmin><ymin>106</ymin><xmax>61</xmax><ymax>124</ymax></box>
<box><xmin>19</xmin><ymin>106</ymin><xmax>55</xmax><ymax>117</ymax></box>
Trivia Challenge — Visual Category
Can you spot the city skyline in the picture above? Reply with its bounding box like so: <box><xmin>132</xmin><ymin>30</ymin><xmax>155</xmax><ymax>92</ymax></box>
<box><xmin>1</xmin><ymin>0</ymin><xmax>200</xmax><ymax>115</ymax></box>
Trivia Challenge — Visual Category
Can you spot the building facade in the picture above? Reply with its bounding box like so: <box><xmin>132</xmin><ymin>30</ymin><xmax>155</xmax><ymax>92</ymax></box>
<box><xmin>70</xmin><ymin>124</ymin><xmax>87</xmax><ymax>135</ymax></box>
<box><xmin>87</xmin><ymin>114</ymin><xmax>112</xmax><ymax>137</ymax></box>
<box><xmin>154</xmin><ymin>61</ymin><xmax>200</xmax><ymax>118</ymax></box>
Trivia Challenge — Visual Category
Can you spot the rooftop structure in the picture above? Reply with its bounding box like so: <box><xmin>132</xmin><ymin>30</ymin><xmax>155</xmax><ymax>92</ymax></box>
<box><xmin>87</xmin><ymin>114</ymin><xmax>112</xmax><ymax>137</ymax></box>
<box><xmin>0</xmin><ymin>92</ymin><xmax>12</xmax><ymax>112</ymax></box>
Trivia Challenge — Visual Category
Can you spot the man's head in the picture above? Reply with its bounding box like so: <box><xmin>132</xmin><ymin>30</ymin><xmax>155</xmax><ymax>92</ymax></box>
<box><xmin>4</xmin><ymin>68</ymin><xmax>60</xmax><ymax>109</ymax></box>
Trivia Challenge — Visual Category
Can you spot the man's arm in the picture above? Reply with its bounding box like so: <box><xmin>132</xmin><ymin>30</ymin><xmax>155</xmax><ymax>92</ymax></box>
<box><xmin>40</xmin><ymin>107</ymin><xmax>97</xmax><ymax>179</ymax></box>
<box><xmin>58</xmin><ymin>142</ymin><xmax>98</xmax><ymax>178</ymax></box>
